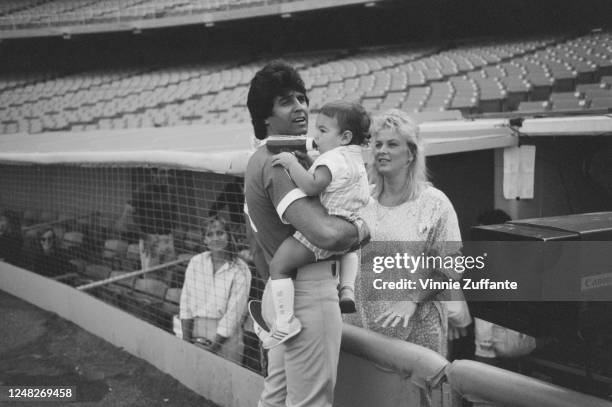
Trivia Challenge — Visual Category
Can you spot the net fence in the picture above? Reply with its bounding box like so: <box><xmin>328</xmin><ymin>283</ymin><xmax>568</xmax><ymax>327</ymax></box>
<box><xmin>0</xmin><ymin>163</ymin><xmax>265</xmax><ymax>374</ymax></box>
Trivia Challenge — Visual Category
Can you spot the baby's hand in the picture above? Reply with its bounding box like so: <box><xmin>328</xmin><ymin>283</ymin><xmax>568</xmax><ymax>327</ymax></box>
<box><xmin>271</xmin><ymin>152</ymin><xmax>298</xmax><ymax>168</ymax></box>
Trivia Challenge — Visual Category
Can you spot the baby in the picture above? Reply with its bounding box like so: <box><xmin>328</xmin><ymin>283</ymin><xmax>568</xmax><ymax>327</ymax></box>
<box><xmin>265</xmin><ymin>100</ymin><xmax>371</xmax><ymax>348</ymax></box>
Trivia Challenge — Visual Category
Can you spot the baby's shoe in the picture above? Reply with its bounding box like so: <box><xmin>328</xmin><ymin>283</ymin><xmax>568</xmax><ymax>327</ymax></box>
<box><xmin>339</xmin><ymin>287</ymin><xmax>356</xmax><ymax>314</ymax></box>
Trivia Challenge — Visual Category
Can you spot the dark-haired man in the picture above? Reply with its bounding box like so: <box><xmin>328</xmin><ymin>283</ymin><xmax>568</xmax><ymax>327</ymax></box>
<box><xmin>244</xmin><ymin>61</ymin><xmax>368</xmax><ymax>407</ymax></box>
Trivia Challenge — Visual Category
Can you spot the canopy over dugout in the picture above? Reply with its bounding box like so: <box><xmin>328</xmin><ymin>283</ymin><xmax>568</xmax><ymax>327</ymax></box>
<box><xmin>0</xmin><ymin>119</ymin><xmax>517</xmax><ymax>172</ymax></box>
<box><xmin>0</xmin><ymin>123</ymin><xmax>254</xmax><ymax>175</ymax></box>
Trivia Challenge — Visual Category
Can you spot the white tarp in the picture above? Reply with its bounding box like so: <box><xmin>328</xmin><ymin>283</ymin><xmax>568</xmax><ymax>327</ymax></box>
<box><xmin>0</xmin><ymin>119</ymin><xmax>518</xmax><ymax>174</ymax></box>
<box><xmin>520</xmin><ymin>115</ymin><xmax>612</xmax><ymax>136</ymax></box>
<box><xmin>0</xmin><ymin>123</ymin><xmax>254</xmax><ymax>175</ymax></box>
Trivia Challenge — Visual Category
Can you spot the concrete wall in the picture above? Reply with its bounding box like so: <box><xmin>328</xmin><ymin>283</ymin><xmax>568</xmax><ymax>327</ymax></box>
<box><xmin>0</xmin><ymin>262</ymin><xmax>440</xmax><ymax>407</ymax></box>
<box><xmin>0</xmin><ymin>262</ymin><xmax>263</xmax><ymax>407</ymax></box>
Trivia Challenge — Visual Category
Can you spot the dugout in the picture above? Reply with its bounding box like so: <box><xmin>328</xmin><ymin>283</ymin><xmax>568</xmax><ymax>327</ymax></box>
<box><xmin>0</xmin><ymin>118</ymin><xmax>514</xmax><ymax>406</ymax></box>
<box><xmin>2</xmin><ymin>118</ymin><xmax>610</xmax><ymax>406</ymax></box>
<box><xmin>492</xmin><ymin>115</ymin><xmax>612</xmax><ymax>222</ymax></box>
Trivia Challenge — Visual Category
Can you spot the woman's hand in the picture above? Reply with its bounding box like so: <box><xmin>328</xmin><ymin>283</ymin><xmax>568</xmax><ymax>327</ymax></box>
<box><xmin>193</xmin><ymin>337</ymin><xmax>223</xmax><ymax>353</ymax></box>
<box><xmin>448</xmin><ymin>326</ymin><xmax>468</xmax><ymax>340</ymax></box>
<box><xmin>272</xmin><ymin>152</ymin><xmax>298</xmax><ymax>169</ymax></box>
<box><xmin>374</xmin><ymin>301</ymin><xmax>418</xmax><ymax>328</ymax></box>
<box><xmin>192</xmin><ymin>337</ymin><xmax>213</xmax><ymax>347</ymax></box>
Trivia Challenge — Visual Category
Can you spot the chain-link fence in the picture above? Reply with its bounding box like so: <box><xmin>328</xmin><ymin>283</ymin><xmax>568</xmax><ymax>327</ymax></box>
<box><xmin>0</xmin><ymin>163</ymin><xmax>265</xmax><ymax>374</ymax></box>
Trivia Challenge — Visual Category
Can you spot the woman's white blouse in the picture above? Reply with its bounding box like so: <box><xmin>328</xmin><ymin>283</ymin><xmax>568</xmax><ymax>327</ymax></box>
<box><xmin>179</xmin><ymin>252</ymin><xmax>252</xmax><ymax>338</ymax></box>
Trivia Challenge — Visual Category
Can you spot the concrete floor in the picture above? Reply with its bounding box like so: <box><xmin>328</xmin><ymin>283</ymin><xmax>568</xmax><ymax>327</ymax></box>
<box><xmin>0</xmin><ymin>289</ymin><xmax>219</xmax><ymax>407</ymax></box>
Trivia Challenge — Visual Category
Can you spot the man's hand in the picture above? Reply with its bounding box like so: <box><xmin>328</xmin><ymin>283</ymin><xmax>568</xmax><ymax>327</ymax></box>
<box><xmin>271</xmin><ymin>152</ymin><xmax>298</xmax><ymax>169</ymax></box>
<box><xmin>284</xmin><ymin>197</ymin><xmax>361</xmax><ymax>251</ymax></box>
<box><xmin>449</xmin><ymin>326</ymin><xmax>468</xmax><ymax>340</ymax></box>
<box><xmin>294</xmin><ymin>151</ymin><xmax>314</xmax><ymax>168</ymax></box>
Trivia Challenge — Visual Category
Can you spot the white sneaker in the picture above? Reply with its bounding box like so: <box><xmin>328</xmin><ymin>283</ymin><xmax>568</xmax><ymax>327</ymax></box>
<box><xmin>262</xmin><ymin>317</ymin><xmax>302</xmax><ymax>349</ymax></box>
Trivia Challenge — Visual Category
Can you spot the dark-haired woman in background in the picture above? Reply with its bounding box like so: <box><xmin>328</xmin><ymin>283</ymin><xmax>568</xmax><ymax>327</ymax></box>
<box><xmin>32</xmin><ymin>228</ymin><xmax>75</xmax><ymax>278</ymax></box>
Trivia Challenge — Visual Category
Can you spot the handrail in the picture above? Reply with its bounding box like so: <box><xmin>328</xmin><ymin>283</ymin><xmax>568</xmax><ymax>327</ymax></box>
<box><xmin>341</xmin><ymin>323</ymin><xmax>449</xmax><ymax>389</ymax></box>
<box><xmin>76</xmin><ymin>257</ymin><xmax>189</xmax><ymax>291</ymax></box>
<box><xmin>446</xmin><ymin>359</ymin><xmax>612</xmax><ymax>407</ymax></box>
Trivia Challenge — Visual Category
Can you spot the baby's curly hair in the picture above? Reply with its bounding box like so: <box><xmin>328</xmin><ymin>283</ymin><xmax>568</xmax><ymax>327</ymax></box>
<box><xmin>319</xmin><ymin>100</ymin><xmax>370</xmax><ymax>146</ymax></box>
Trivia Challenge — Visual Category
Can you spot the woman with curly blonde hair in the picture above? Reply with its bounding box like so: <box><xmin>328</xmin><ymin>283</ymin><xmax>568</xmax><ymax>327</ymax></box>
<box><xmin>350</xmin><ymin>109</ymin><xmax>469</xmax><ymax>358</ymax></box>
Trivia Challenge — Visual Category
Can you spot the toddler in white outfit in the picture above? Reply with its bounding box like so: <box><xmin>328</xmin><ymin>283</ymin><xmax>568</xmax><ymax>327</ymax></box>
<box><xmin>264</xmin><ymin>100</ymin><xmax>371</xmax><ymax>348</ymax></box>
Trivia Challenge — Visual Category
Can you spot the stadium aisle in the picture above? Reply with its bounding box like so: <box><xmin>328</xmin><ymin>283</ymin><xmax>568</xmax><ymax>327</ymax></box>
<box><xmin>0</xmin><ymin>289</ymin><xmax>219</xmax><ymax>407</ymax></box>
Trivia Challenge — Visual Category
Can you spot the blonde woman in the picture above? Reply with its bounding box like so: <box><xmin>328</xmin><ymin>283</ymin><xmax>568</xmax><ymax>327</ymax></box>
<box><xmin>352</xmin><ymin>109</ymin><xmax>468</xmax><ymax>357</ymax></box>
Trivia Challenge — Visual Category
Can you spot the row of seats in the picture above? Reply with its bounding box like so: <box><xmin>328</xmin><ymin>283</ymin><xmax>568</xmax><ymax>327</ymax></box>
<box><xmin>1</xmin><ymin>32</ymin><xmax>611</xmax><ymax>135</ymax></box>
<box><xmin>0</xmin><ymin>0</ymin><xmax>290</xmax><ymax>28</ymax></box>
<box><xmin>12</xmin><ymin>206</ymin><xmax>213</xmax><ymax>263</ymax></box>
<box><xmin>517</xmin><ymin>76</ymin><xmax>612</xmax><ymax>112</ymax></box>
<box><xmin>78</xmin><ymin>264</ymin><xmax>182</xmax><ymax>306</ymax></box>
<box><xmin>66</xmin><ymin>263</ymin><xmax>184</xmax><ymax>330</ymax></box>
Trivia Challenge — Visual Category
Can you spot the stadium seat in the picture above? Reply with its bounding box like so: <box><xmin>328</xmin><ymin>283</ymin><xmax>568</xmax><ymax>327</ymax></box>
<box><xmin>103</xmin><ymin>239</ymin><xmax>130</xmax><ymax>268</ymax></box>
<box><xmin>410</xmin><ymin>110</ymin><xmax>463</xmax><ymax>122</ymax></box>
<box><xmin>22</xmin><ymin>209</ymin><xmax>39</xmax><ymax>226</ymax></box>
<box><xmin>133</xmin><ymin>278</ymin><xmax>168</xmax><ymax>302</ymax></box>
<box><xmin>110</xmin><ymin>270</ymin><xmax>136</xmax><ymax>289</ymax></box>
<box><xmin>69</xmin><ymin>259</ymin><xmax>87</xmax><ymax>274</ymax></box>
<box><xmin>160</xmin><ymin>287</ymin><xmax>181</xmax><ymax>316</ymax></box>
<box><xmin>84</xmin><ymin>264</ymin><xmax>112</xmax><ymax>280</ymax></box>
<box><xmin>103</xmin><ymin>239</ymin><xmax>129</xmax><ymax>259</ymax></box>
<box><xmin>576</xmin><ymin>83</ymin><xmax>608</xmax><ymax>94</ymax></box>
<box><xmin>125</xmin><ymin>243</ymin><xmax>140</xmax><ymax>260</ymax></box>
<box><xmin>601</xmin><ymin>76</ymin><xmax>612</xmax><ymax>87</ymax></box>
<box><xmin>588</xmin><ymin>97</ymin><xmax>612</xmax><ymax>110</ymax></box>
<box><xmin>57</xmin><ymin>212</ymin><xmax>74</xmax><ymax>224</ymax></box>
<box><xmin>181</xmin><ymin>229</ymin><xmax>202</xmax><ymax>252</ymax></box>
<box><xmin>153</xmin><ymin>287</ymin><xmax>182</xmax><ymax>331</ymax></box>
<box><xmin>62</xmin><ymin>231</ymin><xmax>84</xmax><ymax>249</ymax></box>
<box><xmin>39</xmin><ymin>211</ymin><xmax>57</xmax><ymax>223</ymax></box>
<box><xmin>584</xmin><ymin>89</ymin><xmax>612</xmax><ymax>100</ymax></box>
<box><xmin>550</xmin><ymin>99</ymin><xmax>587</xmax><ymax>112</ymax></box>
<box><xmin>105</xmin><ymin>270</ymin><xmax>137</xmax><ymax>305</ymax></box>
<box><xmin>518</xmin><ymin>100</ymin><xmax>550</xmax><ymax>112</ymax></box>
<box><xmin>525</xmin><ymin>75</ymin><xmax>554</xmax><ymax>101</ymax></box>
<box><xmin>449</xmin><ymin>97</ymin><xmax>478</xmax><ymax>114</ymax></box>
<box><xmin>549</xmin><ymin>92</ymin><xmax>581</xmax><ymax>101</ymax></box>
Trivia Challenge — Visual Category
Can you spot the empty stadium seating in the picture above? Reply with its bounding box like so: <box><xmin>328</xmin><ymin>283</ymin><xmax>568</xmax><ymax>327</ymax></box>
<box><xmin>1</xmin><ymin>31</ymin><xmax>611</xmax><ymax>134</ymax></box>
<box><xmin>0</xmin><ymin>0</ymin><xmax>308</xmax><ymax>29</ymax></box>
